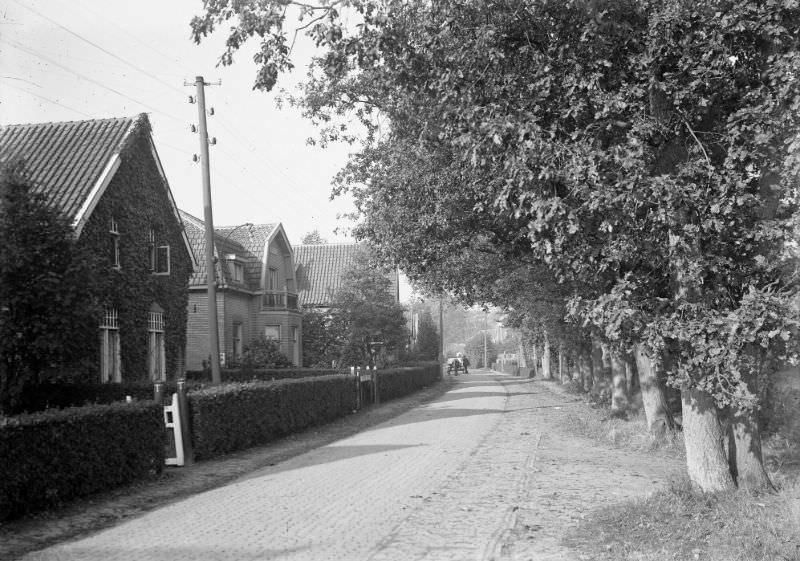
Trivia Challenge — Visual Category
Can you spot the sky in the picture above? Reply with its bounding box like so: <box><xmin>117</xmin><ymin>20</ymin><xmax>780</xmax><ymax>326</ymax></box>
<box><xmin>0</xmin><ymin>0</ymin><xmax>358</xmax><ymax>244</ymax></box>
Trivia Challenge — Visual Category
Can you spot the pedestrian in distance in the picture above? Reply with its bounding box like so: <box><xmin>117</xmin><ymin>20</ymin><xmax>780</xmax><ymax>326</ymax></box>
<box><xmin>462</xmin><ymin>354</ymin><xmax>470</xmax><ymax>374</ymax></box>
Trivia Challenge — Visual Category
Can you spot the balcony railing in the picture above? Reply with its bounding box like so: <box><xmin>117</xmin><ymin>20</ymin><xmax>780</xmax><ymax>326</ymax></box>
<box><xmin>262</xmin><ymin>290</ymin><xmax>300</xmax><ymax>311</ymax></box>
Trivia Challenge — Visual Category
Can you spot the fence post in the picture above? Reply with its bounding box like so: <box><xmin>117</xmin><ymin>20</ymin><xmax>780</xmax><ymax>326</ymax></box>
<box><xmin>176</xmin><ymin>379</ymin><xmax>194</xmax><ymax>466</ymax></box>
<box><xmin>373</xmin><ymin>365</ymin><xmax>380</xmax><ymax>405</ymax></box>
<box><xmin>153</xmin><ymin>382</ymin><xmax>164</xmax><ymax>404</ymax></box>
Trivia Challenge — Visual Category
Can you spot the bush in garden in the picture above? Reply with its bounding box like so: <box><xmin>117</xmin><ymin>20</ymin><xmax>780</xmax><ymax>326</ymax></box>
<box><xmin>231</xmin><ymin>335</ymin><xmax>293</xmax><ymax>369</ymax></box>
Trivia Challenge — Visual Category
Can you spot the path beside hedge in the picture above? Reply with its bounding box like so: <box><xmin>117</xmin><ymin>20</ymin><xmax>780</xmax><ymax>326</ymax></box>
<box><xmin>7</xmin><ymin>373</ymin><xmax>683</xmax><ymax>561</ymax></box>
<box><xmin>1</xmin><ymin>377</ymin><xmax>454</xmax><ymax>561</ymax></box>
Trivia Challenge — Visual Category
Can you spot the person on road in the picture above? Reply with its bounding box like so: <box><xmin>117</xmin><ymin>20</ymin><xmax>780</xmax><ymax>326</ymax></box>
<box><xmin>462</xmin><ymin>354</ymin><xmax>470</xmax><ymax>374</ymax></box>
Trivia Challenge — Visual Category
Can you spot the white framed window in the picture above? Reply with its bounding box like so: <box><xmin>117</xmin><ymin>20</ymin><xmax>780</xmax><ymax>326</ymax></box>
<box><xmin>148</xmin><ymin>307</ymin><xmax>166</xmax><ymax>381</ymax></box>
<box><xmin>99</xmin><ymin>308</ymin><xmax>121</xmax><ymax>383</ymax></box>
<box><xmin>148</xmin><ymin>228</ymin><xmax>156</xmax><ymax>271</ymax></box>
<box><xmin>291</xmin><ymin>326</ymin><xmax>298</xmax><ymax>343</ymax></box>
<box><xmin>264</xmin><ymin>325</ymin><xmax>280</xmax><ymax>341</ymax></box>
<box><xmin>232</xmin><ymin>322</ymin><xmax>243</xmax><ymax>358</ymax></box>
<box><xmin>109</xmin><ymin>218</ymin><xmax>120</xmax><ymax>269</ymax></box>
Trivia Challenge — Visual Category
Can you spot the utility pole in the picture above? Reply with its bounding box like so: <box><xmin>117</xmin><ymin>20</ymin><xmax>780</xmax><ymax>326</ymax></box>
<box><xmin>187</xmin><ymin>75</ymin><xmax>221</xmax><ymax>384</ymax></box>
<box><xmin>438</xmin><ymin>297</ymin><xmax>445</xmax><ymax>378</ymax></box>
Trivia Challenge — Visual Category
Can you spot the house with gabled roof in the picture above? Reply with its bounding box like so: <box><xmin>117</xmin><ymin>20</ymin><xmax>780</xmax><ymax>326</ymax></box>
<box><xmin>180</xmin><ymin>211</ymin><xmax>302</xmax><ymax>369</ymax></box>
<box><xmin>293</xmin><ymin>243</ymin><xmax>400</xmax><ymax>310</ymax></box>
<box><xmin>0</xmin><ymin>114</ymin><xmax>195</xmax><ymax>383</ymax></box>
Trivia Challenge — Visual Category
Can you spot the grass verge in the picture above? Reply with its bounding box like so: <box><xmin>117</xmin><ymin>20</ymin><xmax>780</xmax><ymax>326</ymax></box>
<box><xmin>563</xmin><ymin>475</ymin><xmax>800</xmax><ymax>561</ymax></box>
<box><xmin>540</xmin><ymin>380</ymin><xmax>800</xmax><ymax>561</ymax></box>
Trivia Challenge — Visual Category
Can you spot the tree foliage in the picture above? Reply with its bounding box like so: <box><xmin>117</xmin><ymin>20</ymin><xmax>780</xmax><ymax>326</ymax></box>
<box><xmin>194</xmin><ymin>0</ymin><xmax>800</xmax><ymax>489</ymax></box>
<box><xmin>0</xmin><ymin>166</ymin><xmax>102</xmax><ymax>413</ymax></box>
<box><xmin>414</xmin><ymin>309</ymin><xmax>439</xmax><ymax>360</ymax></box>
<box><xmin>300</xmin><ymin>229</ymin><xmax>328</xmax><ymax>244</ymax></box>
<box><xmin>301</xmin><ymin>247</ymin><xmax>408</xmax><ymax>367</ymax></box>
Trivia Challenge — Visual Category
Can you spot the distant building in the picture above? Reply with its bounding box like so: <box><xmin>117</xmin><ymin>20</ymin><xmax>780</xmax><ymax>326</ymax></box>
<box><xmin>0</xmin><ymin>114</ymin><xmax>195</xmax><ymax>382</ymax></box>
<box><xmin>181</xmin><ymin>211</ymin><xmax>302</xmax><ymax>369</ymax></box>
<box><xmin>293</xmin><ymin>243</ymin><xmax>400</xmax><ymax>310</ymax></box>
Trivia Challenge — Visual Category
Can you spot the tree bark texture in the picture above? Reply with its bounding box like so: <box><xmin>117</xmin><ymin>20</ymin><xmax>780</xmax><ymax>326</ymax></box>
<box><xmin>579</xmin><ymin>348</ymin><xmax>592</xmax><ymax>392</ymax></box>
<box><xmin>682</xmin><ymin>388</ymin><xmax>736</xmax><ymax>492</ymax></box>
<box><xmin>541</xmin><ymin>336</ymin><xmax>552</xmax><ymax>380</ymax></box>
<box><xmin>633</xmin><ymin>344</ymin><xmax>674</xmax><ymax>435</ymax></box>
<box><xmin>728</xmin><ymin>406</ymin><xmax>774</xmax><ymax>491</ymax></box>
<box><xmin>558</xmin><ymin>344</ymin><xmax>565</xmax><ymax>382</ymax></box>
<box><xmin>610</xmin><ymin>351</ymin><xmax>629</xmax><ymax>415</ymax></box>
<box><xmin>592</xmin><ymin>339</ymin><xmax>611</xmax><ymax>400</ymax></box>
<box><xmin>532</xmin><ymin>344</ymin><xmax>539</xmax><ymax>378</ymax></box>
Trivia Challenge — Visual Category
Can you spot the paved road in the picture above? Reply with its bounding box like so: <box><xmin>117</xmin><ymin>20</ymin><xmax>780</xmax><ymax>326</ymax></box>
<box><xmin>22</xmin><ymin>372</ymin><xmax>678</xmax><ymax>561</ymax></box>
<box><xmin>23</xmin><ymin>372</ymin><xmax>526</xmax><ymax>561</ymax></box>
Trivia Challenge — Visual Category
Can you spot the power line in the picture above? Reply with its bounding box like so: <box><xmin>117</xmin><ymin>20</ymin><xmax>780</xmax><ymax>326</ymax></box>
<box><xmin>0</xmin><ymin>38</ymin><xmax>185</xmax><ymax>126</ymax></box>
<box><xmin>0</xmin><ymin>80</ymin><xmax>94</xmax><ymax>119</ymax></box>
<box><xmin>71</xmin><ymin>0</ymin><xmax>185</xmax><ymax>75</ymax></box>
<box><xmin>9</xmin><ymin>0</ymin><xmax>188</xmax><ymax>99</ymax></box>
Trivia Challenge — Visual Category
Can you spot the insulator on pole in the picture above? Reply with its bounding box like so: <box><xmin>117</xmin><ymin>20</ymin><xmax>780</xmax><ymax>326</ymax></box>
<box><xmin>192</xmin><ymin>154</ymin><xmax>199</xmax><ymax>162</ymax></box>
<box><xmin>208</xmin><ymin>107</ymin><xmax>215</xmax><ymax>116</ymax></box>
<box><xmin>189</xmin><ymin>95</ymin><xmax>196</xmax><ymax>104</ymax></box>
<box><xmin>190</xmin><ymin>124</ymin><xmax>197</xmax><ymax>133</ymax></box>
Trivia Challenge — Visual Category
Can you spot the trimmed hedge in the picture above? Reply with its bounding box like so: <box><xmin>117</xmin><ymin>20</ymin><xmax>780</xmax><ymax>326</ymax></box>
<box><xmin>185</xmin><ymin>367</ymin><xmax>339</xmax><ymax>384</ymax></box>
<box><xmin>9</xmin><ymin>380</ymin><xmax>185</xmax><ymax>414</ymax></box>
<box><xmin>0</xmin><ymin>401</ymin><xmax>164</xmax><ymax>521</ymax></box>
<box><xmin>377</xmin><ymin>364</ymin><xmax>441</xmax><ymax>402</ymax></box>
<box><xmin>188</xmin><ymin>375</ymin><xmax>356</xmax><ymax>460</ymax></box>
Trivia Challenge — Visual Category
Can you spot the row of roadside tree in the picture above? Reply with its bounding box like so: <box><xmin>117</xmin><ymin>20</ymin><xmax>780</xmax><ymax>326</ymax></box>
<box><xmin>191</xmin><ymin>0</ymin><xmax>800</xmax><ymax>493</ymax></box>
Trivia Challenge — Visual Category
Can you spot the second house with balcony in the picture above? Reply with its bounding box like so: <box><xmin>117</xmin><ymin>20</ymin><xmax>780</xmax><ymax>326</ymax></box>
<box><xmin>180</xmin><ymin>211</ymin><xmax>302</xmax><ymax>369</ymax></box>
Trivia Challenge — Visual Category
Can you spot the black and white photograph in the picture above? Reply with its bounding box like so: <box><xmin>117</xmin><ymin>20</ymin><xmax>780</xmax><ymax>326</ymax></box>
<box><xmin>1</xmin><ymin>1</ymin><xmax>799</xmax><ymax>560</ymax></box>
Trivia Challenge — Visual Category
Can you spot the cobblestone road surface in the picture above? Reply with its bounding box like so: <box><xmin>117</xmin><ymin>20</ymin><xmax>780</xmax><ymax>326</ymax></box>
<box><xmin>21</xmin><ymin>372</ymin><xmax>678</xmax><ymax>561</ymax></box>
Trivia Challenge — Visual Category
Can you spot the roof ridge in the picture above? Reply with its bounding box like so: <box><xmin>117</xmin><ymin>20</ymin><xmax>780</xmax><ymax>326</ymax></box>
<box><xmin>0</xmin><ymin>114</ymin><xmax>140</xmax><ymax>129</ymax></box>
<box><xmin>294</xmin><ymin>242</ymin><xmax>359</xmax><ymax>247</ymax></box>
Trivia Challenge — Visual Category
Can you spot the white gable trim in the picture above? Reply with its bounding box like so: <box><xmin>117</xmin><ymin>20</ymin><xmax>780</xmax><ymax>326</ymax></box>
<box><xmin>72</xmin><ymin>154</ymin><xmax>121</xmax><ymax>237</ymax></box>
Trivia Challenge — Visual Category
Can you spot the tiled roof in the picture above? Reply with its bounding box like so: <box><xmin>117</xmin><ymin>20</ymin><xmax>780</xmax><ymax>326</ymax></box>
<box><xmin>293</xmin><ymin>243</ymin><xmax>399</xmax><ymax>308</ymax></box>
<box><xmin>0</xmin><ymin>116</ymin><xmax>139</xmax><ymax>224</ymax></box>
<box><xmin>180</xmin><ymin>209</ymin><xmax>276</xmax><ymax>289</ymax></box>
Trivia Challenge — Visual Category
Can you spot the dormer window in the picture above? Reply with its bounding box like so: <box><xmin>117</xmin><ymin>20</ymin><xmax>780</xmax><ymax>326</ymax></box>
<box><xmin>109</xmin><ymin>218</ymin><xmax>120</xmax><ymax>269</ymax></box>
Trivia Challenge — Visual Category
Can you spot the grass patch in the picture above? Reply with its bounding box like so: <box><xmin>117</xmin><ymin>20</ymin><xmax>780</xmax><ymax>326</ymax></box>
<box><xmin>564</xmin><ymin>475</ymin><xmax>800</xmax><ymax>561</ymax></box>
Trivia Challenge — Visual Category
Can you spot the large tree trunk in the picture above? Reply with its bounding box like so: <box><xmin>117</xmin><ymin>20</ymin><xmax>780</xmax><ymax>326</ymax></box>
<box><xmin>682</xmin><ymin>388</ymin><xmax>736</xmax><ymax>492</ymax></box>
<box><xmin>610</xmin><ymin>351</ymin><xmax>629</xmax><ymax>416</ymax></box>
<box><xmin>625</xmin><ymin>354</ymin><xmax>637</xmax><ymax>395</ymax></box>
<box><xmin>579</xmin><ymin>347</ymin><xmax>592</xmax><ymax>392</ymax></box>
<box><xmin>633</xmin><ymin>344</ymin><xmax>674</xmax><ymax>435</ymax></box>
<box><xmin>532</xmin><ymin>343</ymin><xmax>539</xmax><ymax>378</ymax></box>
<box><xmin>727</xmin><ymin>369</ymin><xmax>773</xmax><ymax>491</ymax></box>
<box><xmin>558</xmin><ymin>344</ymin><xmax>565</xmax><ymax>382</ymax></box>
<box><xmin>541</xmin><ymin>335</ymin><xmax>552</xmax><ymax>380</ymax></box>
<box><xmin>728</xmin><ymin>406</ymin><xmax>773</xmax><ymax>491</ymax></box>
<box><xmin>592</xmin><ymin>338</ymin><xmax>611</xmax><ymax>400</ymax></box>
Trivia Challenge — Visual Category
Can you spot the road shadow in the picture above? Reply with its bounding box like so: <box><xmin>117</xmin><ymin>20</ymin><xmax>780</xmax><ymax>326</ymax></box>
<box><xmin>237</xmin><ymin>443</ymin><xmax>426</xmax><ymax>480</ymax></box>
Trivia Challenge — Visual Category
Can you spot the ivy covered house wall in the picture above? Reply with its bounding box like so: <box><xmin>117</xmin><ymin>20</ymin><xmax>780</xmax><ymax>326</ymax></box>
<box><xmin>77</xmin><ymin>122</ymin><xmax>193</xmax><ymax>381</ymax></box>
<box><xmin>0</xmin><ymin>114</ymin><xmax>195</xmax><ymax>384</ymax></box>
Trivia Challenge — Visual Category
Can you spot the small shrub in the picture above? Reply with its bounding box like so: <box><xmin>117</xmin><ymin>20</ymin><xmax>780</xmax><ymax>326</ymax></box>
<box><xmin>0</xmin><ymin>401</ymin><xmax>164</xmax><ymax>521</ymax></box>
<box><xmin>230</xmin><ymin>335</ymin><xmax>293</xmax><ymax>369</ymax></box>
